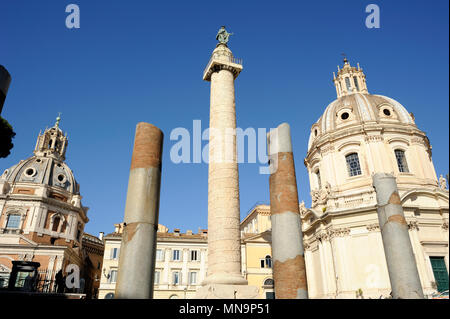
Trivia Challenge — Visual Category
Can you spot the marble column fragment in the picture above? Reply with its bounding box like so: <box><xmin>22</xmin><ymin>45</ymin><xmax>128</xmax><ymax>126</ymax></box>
<box><xmin>115</xmin><ymin>122</ymin><xmax>163</xmax><ymax>299</ymax></box>
<box><xmin>267</xmin><ymin>123</ymin><xmax>308</xmax><ymax>299</ymax></box>
<box><xmin>372</xmin><ymin>173</ymin><xmax>424</xmax><ymax>299</ymax></box>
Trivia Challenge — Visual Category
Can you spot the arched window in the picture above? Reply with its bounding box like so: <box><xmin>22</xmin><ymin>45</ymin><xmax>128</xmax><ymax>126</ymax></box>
<box><xmin>265</xmin><ymin>255</ymin><xmax>272</xmax><ymax>268</ymax></box>
<box><xmin>345</xmin><ymin>77</ymin><xmax>352</xmax><ymax>91</ymax></box>
<box><xmin>315</xmin><ymin>169</ymin><xmax>321</xmax><ymax>189</ymax></box>
<box><xmin>394</xmin><ymin>149</ymin><xmax>409</xmax><ymax>173</ymax></box>
<box><xmin>353</xmin><ymin>76</ymin><xmax>360</xmax><ymax>91</ymax></box>
<box><xmin>263</xmin><ymin>278</ymin><xmax>274</xmax><ymax>287</ymax></box>
<box><xmin>345</xmin><ymin>153</ymin><xmax>362</xmax><ymax>177</ymax></box>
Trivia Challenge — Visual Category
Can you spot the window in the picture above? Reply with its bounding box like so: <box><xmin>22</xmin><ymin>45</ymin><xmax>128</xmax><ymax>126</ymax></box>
<box><xmin>266</xmin><ymin>292</ymin><xmax>275</xmax><ymax>299</ymax></box>
<box><xmin>111</xmin><ymin>248</ymin><xmax>119</xmax><ymax>260</ymax></box>
<box><xmin>172</xmin><ymin>250</ymin><xmax>180</xmax><ymax>261</ymax></box>
<box><xmin>430</xmin><ymin>257</ymin><xmax>449</xmax><ymax>292</ymax></box>
<box><xmin>353</xmin><ymin>76</ymin><xmax>360</xmax><ymax>91</ymax></box>
<box><xmin>263</xmin><ymin>278</ymin><xmax>274</xmax><ymax>287</ymax></box>
<box><xmin>345</xmin><ymin>77</ymin><xmax>351</xmax><ymax>91</ymax></box>
<box><xmin>6</xmin><ymin>214</ymin><xmax>21</xmax><ymax>229</ymax></box>
<box><xmin>189</xmin><ymin>272</ymin><xmax>197</xmax><ymax>285</ymax></box>
<box><xmin>265</xmin><ymin>255</ymin><xmax>272</xmax><ymax>268</ymax></box>
<box><xmin>341</xmin><ymin>112</ymin><xmax>349</xmax><ymax>120</ymax></box>
<box><xmin>345</xmin><ymin>153</ymin><xmax>362</xmax><ymax>177</ymax></box>
<box><xmin>260</xmin><ymin>256</ymin><xmax>272</xmax><ymax>268</ymax></box>
<box><xmin>156</xmin><ymin>249</ymin><xmax>164</xmax><ymax>261</ymax></box>
<box><xmin>109</xmin><ymin>270</ymin><xmax>118</xmax><ymax>283</ymax></box>
<box><xmin>172</xmin><ymin>271</ymin><xmax>180</xmax><ymax>285</ymax></box>
<box><xmin>190</xmin><ymin>250</ymin><xmax>199</xmax><ymax>261</ymax></box>
<box><xmin>154</xmin><ymin>271</ymin><xmax>160</xmax><ymax>285</ymax></box>
<box><xmin>394</xmin><ymin>149</ymin><xmax>409</xmax><ymax>173</ymax></box>
<box><xmin>52</xmin><ymin>216</ymin><xmax>60</xmax><ymax>232</ymax></box>
<box><xmin>383</xmin><ymin>108</ymin><xmax>391</xmax><ymax>116</ymax></box>
<box><xmin>315</xmin><ymin>169</ymin><xmax>321</xmax><ymax>189</ymax></box>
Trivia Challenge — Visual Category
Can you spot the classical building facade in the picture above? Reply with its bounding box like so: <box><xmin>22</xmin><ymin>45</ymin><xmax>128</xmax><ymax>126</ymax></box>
<box><xmin>98</xmin><ymin>224</ymin><xmax>208</xmax><ymax>299</ymax></box>
<box><xmin>0</xmin><ymin>117</ymin><xmax>103</xmax><ymax>297</ymax></box>
<box><xmin>301</xmin><ymin>58</ymin><xmax>449</xmax><ymax>298</ymax></box>
<box><xmin>240</xmin><ymin>205</ymin><xmax>274</xmax><ymax>299</ymax></box>
<box><xmin>98</xmin><ymin>216</ymin><xmax>277</xmax><ymax>299</ymax></box>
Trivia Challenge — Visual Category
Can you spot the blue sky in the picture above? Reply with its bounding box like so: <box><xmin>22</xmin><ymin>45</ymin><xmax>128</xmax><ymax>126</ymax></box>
<box><xmin>0</xmin><ymin>0</ymin><xmax>448</xmax><ymax>236</ymax></box>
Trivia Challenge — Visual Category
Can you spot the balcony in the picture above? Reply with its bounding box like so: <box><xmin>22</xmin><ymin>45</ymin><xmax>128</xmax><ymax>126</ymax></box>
<box><xmin>203</xmin><ymin>52</ymin><xmax>243</xmax><ymax>81</ymax></box>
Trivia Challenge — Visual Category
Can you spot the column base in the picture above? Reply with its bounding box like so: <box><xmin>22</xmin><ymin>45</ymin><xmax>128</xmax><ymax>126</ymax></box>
<box><xmin>194</xmin><ymin>284</ymin><xmax>260</xmax><ymax>299</ymax></box>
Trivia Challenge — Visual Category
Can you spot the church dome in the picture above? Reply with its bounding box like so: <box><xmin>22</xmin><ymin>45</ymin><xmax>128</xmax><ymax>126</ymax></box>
<box><xmin>308</xmin><ymin>59</ymin><xmax>415</xmax><ymax>151</ymax></box>
<box><xmin>0</xmin><ymin>116</ymin><xmax>80</xmax><ymax>194</ymax></box>
<box><xmin>0</xmin><ymin>156</ymin><xmax>79</xmax><ymax>194</ymax></box>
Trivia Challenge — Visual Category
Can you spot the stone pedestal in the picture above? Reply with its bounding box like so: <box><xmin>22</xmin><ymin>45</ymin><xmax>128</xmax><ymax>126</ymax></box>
<box><xmin>196</xmin><ymin>284</ymin><xmax>259</xmax><ymax>299</ymax></box>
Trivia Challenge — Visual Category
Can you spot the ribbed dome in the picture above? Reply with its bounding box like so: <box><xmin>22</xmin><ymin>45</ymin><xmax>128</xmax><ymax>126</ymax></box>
<box><xmin>308</xmin><ymin>93</ymin><xmax>415</xmax><ymax>151</ymax></box>
<box><xmin>0</xmin><ymin>156</ymin><xmax>80</xmax><ymax>194</ymax></box>
<box><xmin>0</xmin><ymin>116</ymin><xmax>80</xmax><ymax>194</ymax></box>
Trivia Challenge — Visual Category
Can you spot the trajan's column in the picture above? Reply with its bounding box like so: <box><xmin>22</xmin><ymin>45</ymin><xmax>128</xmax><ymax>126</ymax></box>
<box><xmin>196</xmin><ymin>27</ymin><xmax>258</xmax><ymax>299</ymax></box>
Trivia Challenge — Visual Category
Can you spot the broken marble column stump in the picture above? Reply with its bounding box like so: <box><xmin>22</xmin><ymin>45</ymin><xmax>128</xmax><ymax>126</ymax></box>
<box><xmin>372</xmin><ymin>173</ymin><xmax>424</xmax><ymax>299</ymax></box>
<box><xmin>115</xmin><ymin>122</ymin><xmax>163</xmax><ymax>299</ymax></box>
<box><xmin>267</xmin><ymin>123</ymin><xmax>308</xmax><ymax>299</ymax></box>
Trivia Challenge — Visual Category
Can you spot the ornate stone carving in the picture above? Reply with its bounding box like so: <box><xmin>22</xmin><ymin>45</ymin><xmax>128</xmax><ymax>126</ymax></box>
<box><xmin>320</xmin><ymin>145</ymin><xmax>335</xmax><ymax>156</ymax></box>
<box><xmin>407</xmin><ymin>221</ymin><xmax>419</xmax><ymax>230</ymax></box>
<box><xmin>364</xmin><ymin>135</ymin><xmax>383</xmax><ymax>143</ymax></box>
<box><xmin>439</xmin><ymin>174</ymin><xmax>447</xmax><ymax>190</ymax></box>
<box><xmin>18</xmin><ymin>253</ymin><xmax>34</xmax><ymax>261</ymax></box>
<box><xmin>442</xmin><ymin>222</ymin><xmax>449</xmax><ymax>231</ymax></box>
<box><xmin>366</xmin><ymin>223</ymin><xmax>380</xmax><ymax>232</ymax></box>
<box><xmin>327</xmin><ymin>227</ymin><xmax>350</xmax><ymax>238</ymax></box>
<box><xmin>316</xmin><ymin>231</ymin><xmax>330</xmax><ymax>241</ymax></box>
<box><xmin>311</xmin><ymin>182</ymin><xmax>333</xmax><ymax>207</ymax></box>
<box><xmin>0</xmin><ymin>264</ymin><xmax>11</xmax><ymax>272</ymax></box>
<box><xmin>299</xmin><ymin>201</ymin><xmax>307</xmax><ymax>217</ymax></box>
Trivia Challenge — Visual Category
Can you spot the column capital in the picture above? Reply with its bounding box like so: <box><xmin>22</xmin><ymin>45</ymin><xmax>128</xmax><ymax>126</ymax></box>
<box><xmin>203</xmin><ymin>44</ymin><xmax>243</xmax><ymax>81</ymax></box>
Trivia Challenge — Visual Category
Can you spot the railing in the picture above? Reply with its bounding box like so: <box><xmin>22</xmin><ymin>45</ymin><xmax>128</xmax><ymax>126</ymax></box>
<box><xmin>203</xmin><ymin>53</ymin><xmax>243</xmax><ymax>77</ymax></box>
<box><xmin>0</xmin><ymin>268</ymin><xmax>86</xmax><ymax>294</ymax></box>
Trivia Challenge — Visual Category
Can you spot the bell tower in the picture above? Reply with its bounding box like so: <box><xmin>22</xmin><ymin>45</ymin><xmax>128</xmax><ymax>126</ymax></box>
<box><xmin>34</xmin><ymin>114</ymin><xmax>68</xmax><ymax>161</ymax></box>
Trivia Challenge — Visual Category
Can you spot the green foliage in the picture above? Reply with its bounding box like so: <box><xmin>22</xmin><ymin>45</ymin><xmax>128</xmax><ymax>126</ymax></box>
<box><xmin>0</xmin><ymin>116</ymin><xmax>15</xmax><ymax>158</ymax></box>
